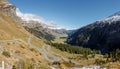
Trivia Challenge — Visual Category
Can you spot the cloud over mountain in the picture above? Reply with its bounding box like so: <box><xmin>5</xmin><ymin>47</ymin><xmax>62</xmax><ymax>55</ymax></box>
<box><xmin>16</xmin><ymin>8</ymin><xmax>62</xmax><ymax>29</ymax></box>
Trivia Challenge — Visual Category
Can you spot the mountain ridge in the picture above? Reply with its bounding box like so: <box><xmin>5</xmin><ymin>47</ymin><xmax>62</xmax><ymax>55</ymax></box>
<box><xmin>67</xmin><ymin>11</ymin><xmax>120</xmax><ymax>54</ymax></box>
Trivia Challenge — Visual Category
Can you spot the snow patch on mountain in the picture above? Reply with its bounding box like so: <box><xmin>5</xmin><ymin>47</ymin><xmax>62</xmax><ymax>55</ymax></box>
<box><xmin>16</xmin><ymin>8</ymin><xmax>63</xmax><ymax>29</ymax></box>
<box><xmin>101</xmin><ymin>15</ymin><xmax>120</xmax><ymax>23</ymax></box>
<box><xmin>100</xmin><ymin>11</ymin><xmax>120</xmax><ymax>23</ymax></box>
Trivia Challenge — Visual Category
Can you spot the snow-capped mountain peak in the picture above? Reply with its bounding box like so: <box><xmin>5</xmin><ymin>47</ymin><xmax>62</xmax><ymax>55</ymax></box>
<box><xmin>101</xmin><ymin>15</ymin><xmax>120</xmax><ymax>23</ymax></box>
<box><xmin>99</xmin><ymin>11</ymin><xmax>120</xmax><ymax>23</ymax></box>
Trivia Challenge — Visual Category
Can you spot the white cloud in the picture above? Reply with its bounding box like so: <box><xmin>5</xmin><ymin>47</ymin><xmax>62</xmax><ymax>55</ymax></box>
<box><xmin>16</xmin><ymin>8</ymin><xmax>63</xmax><ymax>29</ymax></box>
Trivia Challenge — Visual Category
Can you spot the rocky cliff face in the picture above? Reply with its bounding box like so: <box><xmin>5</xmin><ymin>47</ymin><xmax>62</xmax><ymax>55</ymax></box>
<box><xmin>0</xmin><ymin>0</ymin><xmax>25</xmax><ymax>26</ymax></box>
<box><xmin>0</xmin><ymin>0</ymin><xmax>16</xmax><ymax>17</ymax></box>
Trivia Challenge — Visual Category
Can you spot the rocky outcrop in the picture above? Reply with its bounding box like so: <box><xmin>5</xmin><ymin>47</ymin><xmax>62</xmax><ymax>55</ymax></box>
<box><xmin>0</xmin><ymin>0</ymin><xmax>16</xmax><ymax>17</ymax></box>
<box><xmin>0</xmin><ymin>0</ymin><xmax>26</xmax><ymax>26</ymax></box>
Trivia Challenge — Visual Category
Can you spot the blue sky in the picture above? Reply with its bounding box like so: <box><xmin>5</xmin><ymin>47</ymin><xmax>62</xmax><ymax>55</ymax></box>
<box><xmin>9</xmin><ymin>0</ymin><xmax>120</xmax><ymax>29</ymax></box>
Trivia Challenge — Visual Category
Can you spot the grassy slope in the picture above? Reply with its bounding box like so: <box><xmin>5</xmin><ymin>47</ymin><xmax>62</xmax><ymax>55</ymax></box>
<box><xmin>0</xmin><ymin>13</ymin><xmax>48</xmax><ymax>68</ymax></box>
<box><xmin>0</xmin><ymin>13</ymin><xmax>29</xmax><ymax>39</ymax></box>
<box><xmin>0</xmin><ymin>13</ymin><xmax>44</xmax><ymax>46</ymax></box>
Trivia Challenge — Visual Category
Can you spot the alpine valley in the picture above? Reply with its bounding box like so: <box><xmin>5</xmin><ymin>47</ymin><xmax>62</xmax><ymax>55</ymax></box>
<box><xmin>0</xmin><ymin>0</ymin><xmax>120</xmax><ymax>69</ymax></box>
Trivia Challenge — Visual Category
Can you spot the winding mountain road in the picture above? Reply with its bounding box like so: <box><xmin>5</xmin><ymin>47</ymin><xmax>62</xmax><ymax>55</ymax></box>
<box><xmin>0</xmin><ymin>38</ymin><xmax>104</xmax><ymax>69</ymax></box>
<box><xmin>27</xmin><ymin>37</ymin><xmax>61</xmax><ymax>63</ymax></box>
<box><xmin>0</xmin><ymin>39</ymin><xmax>19</xmax><ymax>43</ymax></box>
<box><xmin>0</xmin><ymin>37</ymin><xmax>79</xmax><ymax>66</ymax></box>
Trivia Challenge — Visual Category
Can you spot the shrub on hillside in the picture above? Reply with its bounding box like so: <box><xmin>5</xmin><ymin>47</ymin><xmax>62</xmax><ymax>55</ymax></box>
<box><xmin>12</xmin><ymin>65</ymin><xmax>17</xmax><ymax>69</ymax></box>
<box><xmin>2</xmin><ymin>51</ymin><xmax>11</xmax><ymax>57</ymax></box>
<box><xmin>30</xmin><ymin>48</ymin><xmax>37</xmax><ymax>52</ymax></box>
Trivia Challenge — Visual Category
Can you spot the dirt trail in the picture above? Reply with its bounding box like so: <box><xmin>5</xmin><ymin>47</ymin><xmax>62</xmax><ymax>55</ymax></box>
<box><xmin>27</xmin><ymin>37</ymin><xmax>61</xmax><ymax>63</ymax></box>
